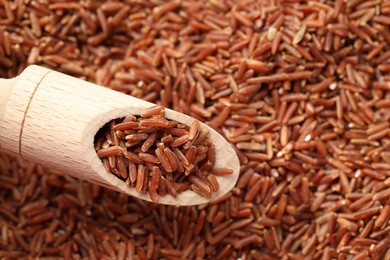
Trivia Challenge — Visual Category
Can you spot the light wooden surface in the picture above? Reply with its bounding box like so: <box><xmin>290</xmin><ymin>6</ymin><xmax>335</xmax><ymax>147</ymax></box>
<box><xmin>0</xmin><ymin>65</ymin><xmax>240</xmax><ymax>206</ymax></box>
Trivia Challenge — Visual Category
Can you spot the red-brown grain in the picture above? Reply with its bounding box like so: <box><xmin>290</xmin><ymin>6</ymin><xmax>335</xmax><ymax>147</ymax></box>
<box><xmin>2</xmin><ymin>0</ymin><xmax>390</xmax><ymax>259</ymax></box>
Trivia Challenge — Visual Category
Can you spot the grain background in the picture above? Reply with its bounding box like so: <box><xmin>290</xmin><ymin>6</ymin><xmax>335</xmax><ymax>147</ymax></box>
<box><xmin>1</xmin><ymin>0</ymin><xmax>390</xmax><ymax>259</ymax></box>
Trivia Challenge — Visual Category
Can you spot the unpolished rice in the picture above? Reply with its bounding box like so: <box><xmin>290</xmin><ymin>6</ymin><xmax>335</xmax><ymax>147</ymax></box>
<box><xmin>1</xmin><ymin>0</ymin><xmax>390</xmax><ymax>259</ymax></box>
<box><xmin>95</xmin><ymin>106</ymin><xmax>229</xmax><ymax>202</ymax></box>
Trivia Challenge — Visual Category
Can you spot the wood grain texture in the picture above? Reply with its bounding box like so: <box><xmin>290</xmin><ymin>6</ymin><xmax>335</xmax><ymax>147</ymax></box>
<box><xmin>0</xmin><ymin>78</ymin><xmax>15</xmax><ymax>151</ymax></box>
<box><xmin>0</xmin><ymin>66</ymin><xmax>51</xmax><ymax>156</ymax></box>
<box><xmin>0</xmin><ymin>65</ymin><xmax>240</xmax><ymax>206</ymax></box>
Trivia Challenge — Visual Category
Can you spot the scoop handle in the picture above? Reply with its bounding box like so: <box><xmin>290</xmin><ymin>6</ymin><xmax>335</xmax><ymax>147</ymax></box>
<box><xmin>0</xmin><ymin>65</ymin><xmax>152</xmax><ymax>190</ymax></box>
<box><xmin>0</xmin><ymin>66</ymin><xmax>51</xmax><ymax>156</ymax></box>
<box><xmin>0</xmin><ymin>77</ymin><xmax>14</xmax><ymax>152</ymax></box>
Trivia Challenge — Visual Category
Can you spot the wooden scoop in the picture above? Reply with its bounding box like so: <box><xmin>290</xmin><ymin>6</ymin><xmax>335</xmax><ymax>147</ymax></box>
<box><xmin>0</xmin><ymin>65</ymin><xmax>239</xmax><ymax>206</ymax></box>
